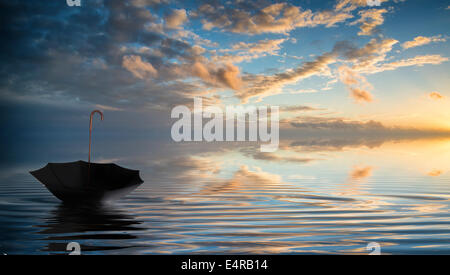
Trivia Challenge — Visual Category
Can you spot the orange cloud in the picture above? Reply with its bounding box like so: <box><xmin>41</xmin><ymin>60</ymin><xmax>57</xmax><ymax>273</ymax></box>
<box><xmin>351</xmin><ymin>8</ymin><xmax>387</xmax><ymax>36</ymax></box>
<box><xmin>402</xmin><ymin>35</ymin><xmax>446</xmax><ymax>49</ymax></box>
<box><xmin>338</xmin><ymin>66</ymin><xmax>373</xmax><ymax>103</ymax></box>
<box><xmin>217</xmin><ymin>63</ymin><xmax>242</xmax><ymax>90</ymax></box>
<box><xmin>122</xmin><ymin>55</ymin><xmax>158</xmax><ymax>79</ymax></box>
<box><xmin>350</xmin><ymin>88</ymin><xmax>373</xmax><ymax>103</ymax></box>
<box><xmin>429</xmin><ymin>91</ymin><xmax>444</xmax><ymax>100</ymax></box>
<box><xmin>165</xmin><ymin>9</ymin><xmax>188</xmax><ymax>29</ymax></box>
<box><xmin>336</xmin><ymin>0</ymin><xmax>390</xmax><ymax>12</ymax></box>
<box><xmin>192</xmin><ymin>62</ymin><xmax>242</xmax><ymax>90</ymax></box>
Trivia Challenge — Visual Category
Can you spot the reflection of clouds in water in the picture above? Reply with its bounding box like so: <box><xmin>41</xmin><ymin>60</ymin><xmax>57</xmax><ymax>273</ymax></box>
<box><xmin>287</xmin><ymin>174</ymin><xmax>317</xmax><ymax>180</ymax></box>
<box><xmin>176</xmin><ymin>164</ymin><xmax>369</xmax><ymax>208</ymax></box>
<box><xmin>350</xmin><ymin>166</ymin><xmax>373</xmax><ymax>181</ymax></box>
<box><xmin>37</xmin><ymin>203</ymin><xmax>145</xmax><ymax>254</ymax></box>
<box><xmin>334</xmin><ymin>166</ymin><xmax>373</xmax><ymax>200</ymax></box>
<box><xmin>145</xmin><ymin>155</ymin><xmax>224</xmax><ymax>190</ymax></box>
<box><xmin>5</xmin><ymin>135</ymin><xmax>449</xmax><ymax>254</ymax></box>
<box><xmin>427</xmin><ymin>169</ymin><xmax>443</xmax><ymax>177</ymax></box>
<box><xmin>188</xmin><ymin>165</ymin><xmax>284</xmax><ymax>200</ymax></box>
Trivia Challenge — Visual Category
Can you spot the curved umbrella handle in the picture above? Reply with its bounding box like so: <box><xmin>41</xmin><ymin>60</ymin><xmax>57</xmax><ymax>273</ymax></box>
<box><xmin>89</xmin><ymin>110</ymin><xmax>103</xmax><ymax>164</ymax></box>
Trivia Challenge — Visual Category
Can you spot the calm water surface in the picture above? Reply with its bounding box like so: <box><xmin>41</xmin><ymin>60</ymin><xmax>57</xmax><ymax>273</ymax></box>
<box><xmin>1</xmin><ymin>137</ymin><xmax>450</xmax><ymax>254</ymax></box>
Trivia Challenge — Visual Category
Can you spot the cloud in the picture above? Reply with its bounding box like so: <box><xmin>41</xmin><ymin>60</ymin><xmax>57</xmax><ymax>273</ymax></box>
<box><xmin>165</xmin><ymin>9</ymin><xmax>188</xmax><ymax>29</ymax></box>
<box><xmin>248</xmin><ymin>152</ymin><xmax>316</xmax><ymax>163</ymax></box>
<box><xmin>334</xmin><ymin>37</ymin><xmax>448</xmax><ymax>77</ymax></box>
<box><xmin>238</xmin><ymin>52</ymin><xmax>337</xmax><ymax>103</ymax></box>
<box><xmin>231</xmin><ymin>39</ymin><xmax>286</xmax><ymax>54</ymax></box>
<box><xmin>106</xmin><ymin>0</ymin><xmax>157</xmax><ymax>43</ymax></box>
<box><xmin>350</xmin><ymin>88</ymin><xmax>373</xmax><ymax>102</ymax></box>
<box><xmin>402</xmin><ymin>35</ymin><xmax>447</xmax><ymax>49</ymax></box>
<box><xmin>192</xmin><ymin>62</ymin><xmax>242</xmax><ymax>90</ymax></box>
<box><xmin>335</xmin><ymin>38</ymin><xmax>448</xmax><ymax>74</ymax></box>
<box><xmin>330</xmin><ymin>38</ymin><xmax>448</xmax><ymax>103</ymax></box>
<box><xmin>172</xmin><ymin>29</ymin><xmax>218</xmax><ymax>48</ymax></box>
<box><xmin>195</xmin><ymin>2</ymin><xmax>353</xmax><ymax>34</ymax></box>
<box><xmin>364</xmin><ymin>54</ymin><xmax>449</xmax><ymax>74</ymax></box>
<box><xmin>283</xmin><ymin>136</ymin><xmax>386</xmax><ymax>153</ymax></box>
<box><xmin>212</xmin><ymin>39</ymin><xmax>286</xmax><ymax>64</ymax></box>
<box><xmin>122</xmin><ymin>55</ymin><xmax>158</xmax><ymax>79</ymax></box>
<box><xmin>336</xmin><ymin>0</ymin><xmax>389</xmax><ymax>12</ymax></box>
<box><xmin>233</xmin><ymin>36</ymin><xmax>412</xmax><ymax>104</ymax></box>
<box><xmin>334</xmin><ymin>38</ymin><xmax>399</xmax><ymax>69</ymax></box>
<box><xmin>189</xmin><ymin>45</ymin><xmax>206</xmax><ymax>56</ymax></box>
<box><xmin>94</xmin><ymin>104</ymin><xmax>124</xmax><ymax>112</ymax></box>
<box><xmin>289</xmin><ymin>89</ymin><xmax>319</xmax><ymax>94</ymax></box>
<box><xmin>0</xmin><ymin>0</ymin><xmax>447</xmax><ymax>114</ymax></box>
<box><xmin>350</xmin><ymin>166</ymin><xmax>373</xmax><ymax>180</ymax></box>
<box><xmin>338</xmin><ymin>66</ymin><xmax>373</xmax><ymax>103</ymax></box>
<box><xmin>429</xmin><ymin>91</ymin><xmax>444</xmax><ymax>100</ymax></box>
<box><xmin>287</xmin><ymin>116</ymin><xmax>385</xmax><ymax>130</ymax></box>
<box><xmin>351</xmin><ymin>8</ymin><xmax>387</xmax><ymax>36</ymax></box>
<box><xmin>0</xmin><ymin>1</ymin><xmax>236</xmax><ymax>110</ymax></box>
<box><xmin>281</xmin><ymin>105</ymin><xmax>323</xmax><ymax>113</ymax></box>
<box><xmin>131</xmin><ymin>0</ymin><xmax>168</xmax><ymax>7</ymax></box>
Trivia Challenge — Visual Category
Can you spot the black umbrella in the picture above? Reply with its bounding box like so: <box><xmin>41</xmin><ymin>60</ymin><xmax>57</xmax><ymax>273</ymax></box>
<box><xmin>30</xmin><ymin>110</ymin><xmax>144</xmax><ymax>203</ymax></box>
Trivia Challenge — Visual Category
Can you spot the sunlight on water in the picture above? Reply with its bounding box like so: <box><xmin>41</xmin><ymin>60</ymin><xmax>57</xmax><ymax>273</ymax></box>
<box><xmin>0</xmin><ymin>137</ymin><xmax>449</xmax><ymax>254</ymax></box>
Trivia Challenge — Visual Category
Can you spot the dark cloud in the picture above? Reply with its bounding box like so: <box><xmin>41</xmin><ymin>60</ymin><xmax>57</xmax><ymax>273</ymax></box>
<box><xmin>0</xmin><ymin>0</ymin><xmax>229</xmax><ymax>111</ymax></box>
<box><xmin>287</xmin><ymin>116</ymin><xmax>386</xmax><ymax>130</ymax></box>
<box><xmin>0</xmin><ymin>0</ymin><xmax>447</xmax><ymax>115</ymax></box>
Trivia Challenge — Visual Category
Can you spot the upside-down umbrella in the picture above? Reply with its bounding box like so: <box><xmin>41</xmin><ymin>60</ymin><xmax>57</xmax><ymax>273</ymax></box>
<box><xmin>30</xmin><ymin>110</ymin><xmax>144</xmax><ymax>203</ymax></box>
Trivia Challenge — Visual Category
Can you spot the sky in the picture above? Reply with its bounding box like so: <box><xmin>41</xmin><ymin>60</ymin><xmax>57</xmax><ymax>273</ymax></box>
<box><xmin>0</xmin><ymin>0</ymin><xmax>449</xmax><ymax>144</ymax></box>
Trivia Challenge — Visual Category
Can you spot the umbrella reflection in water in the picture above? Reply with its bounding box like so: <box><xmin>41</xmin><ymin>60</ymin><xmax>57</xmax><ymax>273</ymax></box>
<box><xmin>38</xmin><ymin>203</ymin><xmax>145</xmax><ymax>253</ymax></box>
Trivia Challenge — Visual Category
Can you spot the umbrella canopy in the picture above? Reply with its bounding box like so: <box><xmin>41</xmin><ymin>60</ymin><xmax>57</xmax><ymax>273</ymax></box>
<box><xmin>30</xmin><ymin>160</ymin><xmax>143</xmax><ymax>203</ymax></box>
<box><xmin>30</xmin><ymin>110</ymin><xmax>144</xmax><ymax>203</ymax></box>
